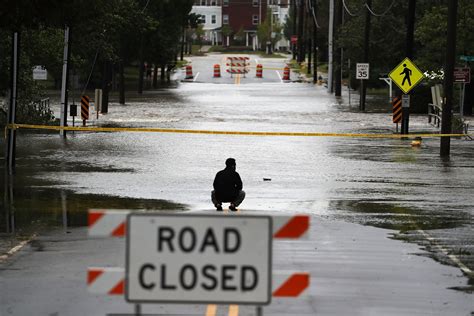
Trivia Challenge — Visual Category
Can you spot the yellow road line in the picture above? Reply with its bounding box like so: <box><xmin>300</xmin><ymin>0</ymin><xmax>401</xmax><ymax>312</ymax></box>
<box><xmin>6</xmin><ymin>124</ymin><xmax>471</xmax><ymax>139</ymax></box>
<box><xmin>228</xmin><ymin>304</ymin><xmax>239</xmax><ymax>316</ymax></box>
<box><xmin>234</xmin><ymin>74</ymin><xmax>241</xmax><ymax>85</ymax></box>
<box><xmin>205</xmin><ymin>304</ymin><xmax>217</xmax><ymax>316</ymax></box>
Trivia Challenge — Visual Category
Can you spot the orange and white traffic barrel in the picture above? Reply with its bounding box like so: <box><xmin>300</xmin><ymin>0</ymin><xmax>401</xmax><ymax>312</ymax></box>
<box><xmin>185</xmin><ymin>65</ymin><xmax>193</xmax><ymax>79</ymax></box>
<box><xmin>256</xmin><ymin>64</ymin><xmax>263</xmax><ymax>78</ymax></box>
<box><xmin>213</xmin><ymin>64</ymin><xmax>221</xmax><ymax>78</ymax></box>
<box><xmin>283</xmin><ymin>66</ymin><xmax>290</xmax><ymax>81</ymax></box>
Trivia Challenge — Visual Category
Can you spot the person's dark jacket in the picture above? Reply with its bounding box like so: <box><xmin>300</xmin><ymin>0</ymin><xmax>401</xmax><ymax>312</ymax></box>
<box><xmin>213</xmin><ymin>167</ymin><xmax>243</xmax><ymax>202</ymax></box>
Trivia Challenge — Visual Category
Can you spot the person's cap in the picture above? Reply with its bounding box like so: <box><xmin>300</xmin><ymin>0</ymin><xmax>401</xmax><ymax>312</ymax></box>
<box><xmin>225</xmin><ymin>158</ymin><xmax>236</xmax><ymax>167</ymax></box>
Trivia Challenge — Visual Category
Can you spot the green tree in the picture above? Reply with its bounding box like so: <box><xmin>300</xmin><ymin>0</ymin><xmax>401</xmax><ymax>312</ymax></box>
<box><xmin>257</xmin><ymin>9</ymin><xmax>283</xmax><ymax>51</ymax></box>
<box><xmin>221</xmin><ymin>25</ymin><xmax>233</xmax><ymax>46</ymax></box>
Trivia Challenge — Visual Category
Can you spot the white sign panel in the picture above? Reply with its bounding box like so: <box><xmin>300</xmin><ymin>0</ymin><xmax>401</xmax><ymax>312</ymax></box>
<box><xmin>32</xmin><ymin>65</ymin><xmax>48</xmax><ymax>80</ymax></box>
<box><xmin>356</xmin><ymin>63</ymin><xmax>369</xmax><ymax>80</ymax></box>
<box><xmin>402</xmin><ymin>94</ymin><xmax>410</xmax><ymax>108</ymax></box>
<box><xmin>126</xmin><ymin>214</ymin><xmax>272</xmax><ymax>305</ymax></box>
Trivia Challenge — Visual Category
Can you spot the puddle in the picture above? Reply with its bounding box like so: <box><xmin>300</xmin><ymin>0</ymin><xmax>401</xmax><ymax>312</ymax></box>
<box><xmin>330</xmin><ymin>200</ymin><xmax>474</xmax><ymax>293</ymax></box>
<box><xmin>329</xmin><ymin>200</ymin><xmax>469</xmax><ymax>231</ymax></box>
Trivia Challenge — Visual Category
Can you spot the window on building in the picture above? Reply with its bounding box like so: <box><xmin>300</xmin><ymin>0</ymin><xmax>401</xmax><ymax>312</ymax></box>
<box><xmin>223</xmin><ymin>0</ymin><xmax>229</xmax><ymax>6</ymax></box>
<box><xmin>210</xmin><ymin>0</ymin><xmax>217</xmax><ymax>5</ymax></box>
<box><xmin>200</xmin><ymin>0</ymin><xmax>206</xmax><ymax>5</ymax></box>
<box><xmin>211</xmin><ymin>15</ymin><xmax>217</xmax><ymax>24</ymax></box>
<box><xmin>201</xmin><ymin>15</ymin><xmax>206</xmax><ymax>24</ymax></box>
<box><xmin>253</xmin><ymin>0</ymin><xmax>259</xmax><ymax>7</ymax></box>
<box><xmin>223</xmin><ymin>14</ymin><xmax>229</xmax><ymax>24</ymax></box>
<box><xmin>252</xmin><ymin>15</ymin><xmax>259</xmax><ymax>25</ymax></box>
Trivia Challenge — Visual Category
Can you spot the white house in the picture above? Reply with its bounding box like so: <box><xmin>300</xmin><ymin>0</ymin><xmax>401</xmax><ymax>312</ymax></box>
<box><xmin>268</xmin><ymin>0</ymin><xmax>290</xmax><ymax>51</ymax></box>
<box><xmin>191</xmin><ymin>1</ymin><xmax>222</xmax><ymax>45</ymax></box>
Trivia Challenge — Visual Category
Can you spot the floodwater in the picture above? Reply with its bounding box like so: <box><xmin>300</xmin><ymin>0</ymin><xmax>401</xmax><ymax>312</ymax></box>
<box><xmin>1</xmin><ymin>81</ymin><xmax>474</xmax><ymax>288</ymax></box>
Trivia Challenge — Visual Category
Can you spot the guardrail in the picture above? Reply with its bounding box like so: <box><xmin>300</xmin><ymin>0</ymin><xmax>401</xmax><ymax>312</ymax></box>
<box><xmin>428</xmin><ymin>103</ymin><xmax>442</xmax><ymax>128</ymax></box>
<box><xmin>428</xmin><ymin>103</ymin><xmax>470</xmax><ymax>136</ymax></box>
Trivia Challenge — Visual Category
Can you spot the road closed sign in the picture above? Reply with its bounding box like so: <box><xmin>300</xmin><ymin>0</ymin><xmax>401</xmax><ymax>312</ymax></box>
<box><xmin>126</xmin><ymin>214</ymin><xmax>272</xmax><ymax>305</ymax></box>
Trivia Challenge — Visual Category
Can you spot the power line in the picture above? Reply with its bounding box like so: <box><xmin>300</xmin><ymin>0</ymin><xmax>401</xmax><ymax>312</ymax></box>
<box><xmin>365</xmin><ymin>0</ymin><xmax>396</xmax><ymax>17</ymax></box>
<box><xmin>342</xmin><ymin>0</ymin><xmax>396</xmax><ymax>18</ymax></box>
<box><xmin>81</xmin><ymin>49</ymin><xmax>99</xmax><ymax>95</ymax></box>
<box><xmin>342</xmin><ymin>0</ymin><xmax>360</xmax><ymax>17</ymax></box>
<box><xmin>308</xmin><ymin>0</ymin><xmax>321</xmax><ymax>28</ymax></box>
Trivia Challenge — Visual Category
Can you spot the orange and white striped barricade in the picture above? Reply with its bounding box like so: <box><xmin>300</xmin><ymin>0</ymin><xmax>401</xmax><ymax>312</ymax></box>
<box><xmin>282</xmin><ymin>66</ymin><xmax>291</xmax><ymax>81</ymax></box>
<box><xmin>213</xmin><ymin>64</ymin><xmax>221</xmax><ymax>78</ymax></box>
<box><xmin>185</xmin><ymin>65</ymin><xmax>193</xmax><ymax>80</ymax></box>
<box><xmin>80</xmin><ymin>95</ymin><xmax>90</xmax><ymax>127</ymax></box>
<box><xmin>88</xmin><ymin>267</ymin><xmax>309</xmax><ymax>298</ymax></box>
<box><xmin>256</xmin><ymin>64</ymin><xmax>263</xmax><ymax>78</ymax></box>
<box><xmin>88</xmin><ymin>267</ymin><xmax>125</xmax><ymax>295</ymax></box>
<box><xmin>88</xmin><ymin>209</ymin><xmax>309</xmax><ymax>240</ymax></box>
<box><xmin>227</xmin><ymin>57</ymin><xmax>250</xmax><ymax>78</ymax></box>
<box><xmin>87</xmin><ymin>210</ymin><xmax>311</xmax><ymax>308</ymax></box>
<box><xmin>272</xmin><ymin>272</ymin><xmax>310</xmax><ymax>297</ymax></box>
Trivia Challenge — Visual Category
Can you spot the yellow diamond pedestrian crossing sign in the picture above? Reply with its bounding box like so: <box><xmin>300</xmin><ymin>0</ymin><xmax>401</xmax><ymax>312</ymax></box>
<box><xmin>389</xmin><ymin>57</ymin><xmax>424</xmax><ymax>94</ymax></box>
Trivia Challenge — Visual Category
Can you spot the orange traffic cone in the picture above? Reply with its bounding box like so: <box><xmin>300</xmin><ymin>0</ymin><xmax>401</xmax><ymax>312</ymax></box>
<box><xmin>282</xmin><ymin>66</ymin><xmax>290</xmax><ymax>81</ymax></box>
<box><xmin>256</xmin><ymin>64</ymin><xmax>263</xmax><ymax>78</ymax></box>
<box><xmin>213</xmin><ymin>64</ymin><xmax>221</xmax><ymax>78</ymax></box>
<box><xmin>185</xmin><ymin>65</ymin><xmax>193</xmax><ymax>79</ymax></box>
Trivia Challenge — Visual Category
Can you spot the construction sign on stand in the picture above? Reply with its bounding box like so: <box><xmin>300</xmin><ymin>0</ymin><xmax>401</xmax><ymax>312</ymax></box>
<box><xmin>226</xmin><ymin>57</ymin><xmax>250</xmax><ymax>77</ymax></box>
<box><xmin>389</xmin><ymin>57</ymin><xmax>424</xmax><ymax>94</ymax></box>
<box><xmin>87</xmin><ymin>210</ymin><xmax>310</xmax><ymax>309</ymax></box>
<box><xmin>126</xmin><ymin>214</ymin><xmax>272</xmax><ymax>304</ymax></box>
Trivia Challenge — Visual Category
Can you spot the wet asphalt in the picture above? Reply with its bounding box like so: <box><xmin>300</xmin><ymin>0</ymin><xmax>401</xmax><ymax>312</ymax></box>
<box><xmin>1</xmin><ymin>53</ymin><xmax>473</xmax><ymax>315</ymax></box>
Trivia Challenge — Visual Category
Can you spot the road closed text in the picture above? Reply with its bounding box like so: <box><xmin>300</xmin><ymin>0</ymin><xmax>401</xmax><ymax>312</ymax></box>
<box><xmin>137</xmin><ymin>226</ymin><xmax>258</xmax><ymax>292</ymax></box>
<box><xmin>138</xmin><ymin>263</ymin><xmax>258</xmax><ymax>292</ymax></box>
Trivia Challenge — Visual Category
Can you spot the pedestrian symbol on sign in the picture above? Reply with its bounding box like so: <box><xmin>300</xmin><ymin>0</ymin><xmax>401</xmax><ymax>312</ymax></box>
<box><xmin>389</xmin><ymin>57</ymin><xmax>424</xmax><ymax>94</ymax></box>
<box><xmin>400</xmin><ymin>64</ymin><xmax>412</xmax><ymax>86</ymax></box>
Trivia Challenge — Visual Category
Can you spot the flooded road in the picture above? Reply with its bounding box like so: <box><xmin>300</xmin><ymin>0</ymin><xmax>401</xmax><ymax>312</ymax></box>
<box><xmin>1</xmin><ymin>54</ymin><xmax>474</xmax><ymax>314</ymax></box>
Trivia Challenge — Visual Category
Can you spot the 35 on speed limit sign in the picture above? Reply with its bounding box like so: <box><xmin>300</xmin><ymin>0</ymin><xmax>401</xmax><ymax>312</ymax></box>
<box><xmin>356</xmin><ymin>63</ymin><xmax>370</xmax><ymax>80</ymax></box>
<box><xmin>126</xmin><ymin>213</ymin><xmax>272</xmax><ymax>305</ymax></box>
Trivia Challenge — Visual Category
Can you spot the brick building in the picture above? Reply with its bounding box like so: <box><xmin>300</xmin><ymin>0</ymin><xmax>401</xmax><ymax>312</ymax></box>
<box><xmin>222</xmin><ymin>0</ymin><xmax>267</xmax><ymax>48</ymax></box>
<box><xmin>191</xmin><ymin>0</ymin><xmax>290</xmax><ymax>49</ymax></box>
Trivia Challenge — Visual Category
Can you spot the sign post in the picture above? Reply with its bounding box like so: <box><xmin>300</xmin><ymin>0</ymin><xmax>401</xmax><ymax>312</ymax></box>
<box><xmin>454</xmin><ymin>67</ymin><xmax>470</xmax><ymax>118</ymax></box>
<box><xmin>126</xmin><ymin>214</ymin><xmax>272</xmax><ymax>305</ymax></box>
<box><xmin>389</xmin><ymin>57</ymin><xmax>424</xmax><ymax>134</ymax></box>
<box><xmin>356</xmin><ymin>63</ymin><xmax>369</xmax><ymax>111</ymax></box>
<box><xmin>6</xmin><ymin>32</ymin><xmax>19</xmax><ymax>174</ymax></box>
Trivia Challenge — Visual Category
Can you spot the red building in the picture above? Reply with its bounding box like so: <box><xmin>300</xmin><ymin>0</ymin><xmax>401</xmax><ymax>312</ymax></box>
<box><xmin>222</xmin><ymin>0</ymin><xmax>268</xmax><ymax>48</ymax></box>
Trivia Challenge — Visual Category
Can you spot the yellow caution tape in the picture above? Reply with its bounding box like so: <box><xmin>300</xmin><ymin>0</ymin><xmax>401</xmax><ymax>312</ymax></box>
<box><xmin>5</xmin><ymin>123</ymin><xmax>471</xmax><ymax>138</ymax></box>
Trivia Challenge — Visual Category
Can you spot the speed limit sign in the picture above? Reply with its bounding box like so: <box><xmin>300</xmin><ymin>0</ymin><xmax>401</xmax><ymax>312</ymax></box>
<box><xmin>356</xmin><ymin>63</ymin><xmax>370</xmax><ymax>80</ymax></box>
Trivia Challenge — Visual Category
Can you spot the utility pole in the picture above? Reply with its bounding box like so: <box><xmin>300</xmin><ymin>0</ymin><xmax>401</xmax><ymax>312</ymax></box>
<box><xmin>312</xmin><ymin>0</ymin><xmax>318</xmax><ymax>83</ymax></box>
<box><xmin>138</xmin><ymin>36</ymin><xmax>145</xmax><ymax>94</ymax></box>
<box><xmin>334</xmin><ymin>0</ymin><xmax>343</xmax><ymax>96</ymax></box>
<box><xmin>440</xmin><ymin>0</ymin><xmax>458</xmax><ymax>157</ymax></box>
<box><xmin>401</xmin><ymin>0</ymin><xmax>416</xmax><ymax>134</ymax></box>
<box><xmin>360</xmin><ymin>0</ymin><xmax>372</xmax><ymax>111</ymax></box>
<box><xmin>101</xmin><ymin>61</ymin><xmax>111</xmax><ymax>113</ymax></box>
<box><xmin>297</xmin><ymin>0</ymin><xmax>305</xmax><ymax>63</ymax></box>
<box><xmin>306</xmin><ymin>5</ymin><xmax>312</xmax><ymax>74</ymax></box>
<box><xmin>60</xmin><ymin>26</ymin><xmax>70</xmax><ymax>138</ymax></box>
<box><xmin>328</xmin><ymin>0</ymin><xmax>334</xmax><ymax>93</ymax></box>
<box><xmin>6</xmin><ymin>32</ymin><xmax>19</xmax><ymax>174</ymax></box>
<box><xmin>292</xmin><ymin>0</ymin><xmax>297</xmax><ymax>60</ymax></box>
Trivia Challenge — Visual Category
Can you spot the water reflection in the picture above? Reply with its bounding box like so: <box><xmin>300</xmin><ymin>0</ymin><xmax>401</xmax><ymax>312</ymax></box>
<box><xmin>0</xmin><ymin>166</ymin><xmax>187</xmax><ymax>256</ymax></box>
